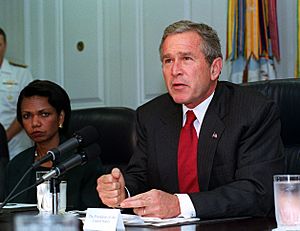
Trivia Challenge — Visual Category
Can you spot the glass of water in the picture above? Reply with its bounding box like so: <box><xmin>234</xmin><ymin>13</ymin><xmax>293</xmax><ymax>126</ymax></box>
<box><xmin>274</xmin><ymin>175</ymin><xmax>300</xmax><ymax>230</ymax></box>
<box><xmin>36</xmin><ymin>171</ymin><xmax>67</xmax><ymax>214</ymax></box>
<box><xmin>14</xmin><ymin>214</ymin><xmax>79</xmax><ymax>231</ymax></box>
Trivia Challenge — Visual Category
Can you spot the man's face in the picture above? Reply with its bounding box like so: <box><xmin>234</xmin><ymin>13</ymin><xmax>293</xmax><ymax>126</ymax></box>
<box><xmin>161</xmin><ymin>31</ymin><xmax>221</xmax><ymax>108</ymax></box>
<box><xmin>0</xmin><ymin>35</ymin><xmax>6</xmax><ymax>65</ymax></box>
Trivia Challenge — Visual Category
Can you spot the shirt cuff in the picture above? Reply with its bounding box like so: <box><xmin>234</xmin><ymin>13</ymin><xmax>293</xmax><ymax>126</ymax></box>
<box><xmin>175</xmin><ymin>194</ymin><xmax>196</xmax><ymax>218</ymax></box>
<box><xmin>124</xmin><ymin>186</ymin><xmax>130</xmax><ymax>198</ymax></box>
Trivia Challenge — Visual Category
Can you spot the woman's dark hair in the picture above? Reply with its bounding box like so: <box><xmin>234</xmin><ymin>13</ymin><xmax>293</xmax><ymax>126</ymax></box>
<box><xmin>0</xmin><ymin>28</ymin><xmax>7</xmax><ymax>43</ymax></box>
<box><xmin>17</xmin><ymin>80</ymin><xmax>71</xmax><ymax>134</ymax></box>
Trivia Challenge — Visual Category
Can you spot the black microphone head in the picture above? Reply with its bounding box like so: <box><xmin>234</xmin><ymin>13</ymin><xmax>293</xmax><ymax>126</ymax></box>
<box><xmin>73</xmin><ymin>125</ymin><xmax>100</xmax><ymax>147</ymax></box>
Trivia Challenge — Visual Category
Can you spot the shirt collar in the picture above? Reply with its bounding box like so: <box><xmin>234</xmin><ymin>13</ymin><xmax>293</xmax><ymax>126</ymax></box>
<box><xmin>0</xmin><ymin>58</ymin><xmax>13</xmax><ymax>74</ymax></box>
<box><xmin>182</xmin><ymin>92</ymin><xmax>214</xmax><ymax>123</ymax></box>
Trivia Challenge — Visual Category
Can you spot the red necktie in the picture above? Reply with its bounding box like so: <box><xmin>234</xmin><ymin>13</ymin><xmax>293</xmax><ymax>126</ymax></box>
<box><xmin>177</xmin><ymin>110</ymin><xmax>200</xmax><ymax>193</ymax></box>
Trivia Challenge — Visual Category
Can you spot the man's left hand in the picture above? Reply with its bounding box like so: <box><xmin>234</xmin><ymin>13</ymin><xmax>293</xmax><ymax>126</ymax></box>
<box><xmin>120</xmin><ymin>189</ymin><xmax>181</xmax><ymax>218</ymax></box>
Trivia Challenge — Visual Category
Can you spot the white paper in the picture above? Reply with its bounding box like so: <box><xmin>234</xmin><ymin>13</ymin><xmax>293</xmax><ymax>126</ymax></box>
<box><xmin>2</xmin><ymin>203</ymin><xmax>37</xmax><ymax>209</ymax></box>
<box><xmin>272</xmin><ymin>228</ymin><xmax>300</xmax><ymax>231</ymax></box>
<box><xmin>0</xmin><ymin>203</ymin><xmax>37</xmax><ymax>213</ymax></box>
<box><xmin>122</xmin><ymin>214</ymin><xmax>200</xmax><ymax>227</ymax></box>
<box><xmin>83</xmin><ymin>208</ymin><xmax>125</xmax><ymax>231</ymax></box>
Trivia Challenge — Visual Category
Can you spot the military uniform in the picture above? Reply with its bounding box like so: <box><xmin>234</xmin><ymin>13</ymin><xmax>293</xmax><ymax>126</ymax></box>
<box><xmin>0</xmin><ymin>58</ymin><xmax>33</xmax><ymax>160</ymax></box>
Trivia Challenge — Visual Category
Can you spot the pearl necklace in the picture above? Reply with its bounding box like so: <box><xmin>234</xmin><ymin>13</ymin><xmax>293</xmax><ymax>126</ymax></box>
<box><xmin>34</xmin><ymin>150</ymin><xmax>43</xmax><ymax>160</ymax></box>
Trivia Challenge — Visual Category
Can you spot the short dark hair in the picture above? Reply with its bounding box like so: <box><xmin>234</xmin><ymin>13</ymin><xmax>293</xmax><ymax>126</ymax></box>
<box><xmin>17</xmin><ymin>80</ymin><xmax>71</xmax><ymax>134</ymax></box>
<box><xmin>159</xmin><ymin>20</ymin><xmax>223</xmax><ymax>65</ymax></box>
<box><xmin>0</xmin><ymin>28</ymin><xmax>6</xmax><ymax>43</ymax></box>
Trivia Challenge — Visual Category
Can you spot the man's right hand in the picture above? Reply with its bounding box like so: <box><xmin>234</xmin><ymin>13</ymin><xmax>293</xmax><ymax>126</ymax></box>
<box><xmin>96</xmin><ymin>168</ymin><xmax>126</xmax><ymax>207</ymax></box>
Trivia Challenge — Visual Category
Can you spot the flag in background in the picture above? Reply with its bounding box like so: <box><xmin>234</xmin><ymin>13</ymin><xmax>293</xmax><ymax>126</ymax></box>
<box><xmin>226</xmin><ymin>0</ymin><xmax>280</xmax><ymax>83</ymax></box>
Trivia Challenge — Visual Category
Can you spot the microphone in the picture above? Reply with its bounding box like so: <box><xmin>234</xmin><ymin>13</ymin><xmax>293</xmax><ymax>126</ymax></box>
<box><xmin>32</xmin><ymin>125</ymin><xmax>99</xmax><ymax>169</ymax></box>
<box><xmin>36</xmin><ymin>143</ymin><xmax>101</xmax><ymax>185</ymax></box>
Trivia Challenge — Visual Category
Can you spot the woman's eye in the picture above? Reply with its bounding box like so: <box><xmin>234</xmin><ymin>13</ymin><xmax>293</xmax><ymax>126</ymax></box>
<box><xmin>22</xmin><ymin>114</ymin><xmax>29</xmax><ymax>119</ymax></box>
<box><xmin>41</xmin><ymin>112</ymin><xmax>50</xmax><ymax>117</ymax></box>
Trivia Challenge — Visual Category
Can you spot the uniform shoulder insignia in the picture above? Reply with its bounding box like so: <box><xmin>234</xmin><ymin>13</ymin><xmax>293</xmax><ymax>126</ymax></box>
<box><xmin>8</xmin><ymin>61</ymin><xmax>28</xmax><ymax>68</ymax></box>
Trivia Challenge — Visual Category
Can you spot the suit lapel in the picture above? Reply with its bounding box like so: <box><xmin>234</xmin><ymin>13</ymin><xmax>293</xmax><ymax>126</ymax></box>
<box><xmin>198</xmin><ymin>82</ymin><xmax>228</xmax><ymax>191</ymax></box>
<box><xmin>198</xmin><ymin>111</ymin><xmax>225</xmax><ymax>191</ymax></box>
<box><xmin>13</xmin><ymin>149</ymin><xmax>36</xmax><ymax>200</ymax></box>
<box><xmin>155</xmin><ymin>101</ymin><xmax>182</xmax><ymax>193</ymax></box>
<box><xmin>153</xmin><ymin>83</ymin><xmax>229</xmax><ymax>192</ymax></box>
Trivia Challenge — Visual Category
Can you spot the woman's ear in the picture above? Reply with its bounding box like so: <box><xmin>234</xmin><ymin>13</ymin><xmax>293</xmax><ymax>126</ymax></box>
<box><xmin>58</xmin><ymin>110</ymin><xmax>65</xmax><ymax>127</ymax></box>
<box><xmin>210</xmin><ymin>57</ymin><xmax>223</xmax><ymax>80</ymax></box>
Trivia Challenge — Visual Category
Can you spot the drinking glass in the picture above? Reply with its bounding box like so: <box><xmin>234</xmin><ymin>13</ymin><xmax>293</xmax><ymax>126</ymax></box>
<box><xmin>14</xmin><ymin>214</ymin><xmax>78</xmax><ymax>231</ymax></box>
<box><xmin>274</xmin><ymin>175</ymin><xmax>300</xmax><ymax>230</ymax></box>
<box><xmin>36</xmin><ymin>171</ymin><xmax>67</xmax><ymax>214</ymax></box>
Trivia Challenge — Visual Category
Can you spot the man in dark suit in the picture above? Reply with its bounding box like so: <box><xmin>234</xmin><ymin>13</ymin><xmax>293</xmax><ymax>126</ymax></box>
<box><xmin>97</xmin><ymin>20</ymin><xmax>284</xmax><ymax>219</ymax></box>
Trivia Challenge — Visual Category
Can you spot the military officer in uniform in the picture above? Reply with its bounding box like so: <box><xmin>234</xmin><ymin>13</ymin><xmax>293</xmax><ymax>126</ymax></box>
<box><xmin>0</xmin><ymin>28</ymin><xmax>33</xmax><ymax>160</ymax></box>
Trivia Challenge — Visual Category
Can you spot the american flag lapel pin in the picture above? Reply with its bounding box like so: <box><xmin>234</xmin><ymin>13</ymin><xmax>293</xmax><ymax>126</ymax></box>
<box><xmin>212</xmin><ymin>132</ymin><xmax>218</xmax><ymax>139</ymax></box>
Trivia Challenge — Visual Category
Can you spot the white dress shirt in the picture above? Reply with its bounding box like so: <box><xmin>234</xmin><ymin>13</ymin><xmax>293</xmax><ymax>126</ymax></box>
<box><xmin>176</xmin><ymin>92</ymin><xmax>214</xmax><ymax>218</ymax></box>
<box><xmin>0</xmin><ymin>58</ymin><xmax>33</xmax><ymax>159</ymax></box>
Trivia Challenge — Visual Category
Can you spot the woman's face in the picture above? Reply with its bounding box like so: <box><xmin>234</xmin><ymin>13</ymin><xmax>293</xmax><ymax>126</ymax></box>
<box><xmin>20</xmin><ymin>96</ymin><xmax>65</xmax><ymax>145</ymax></box>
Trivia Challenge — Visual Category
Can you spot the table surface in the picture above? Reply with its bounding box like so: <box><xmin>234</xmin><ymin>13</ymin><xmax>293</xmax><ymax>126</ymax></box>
<box><xmin>0</xmin><ymin>211</ymin><xmax>278</xmax><ymax>231</ymax></box>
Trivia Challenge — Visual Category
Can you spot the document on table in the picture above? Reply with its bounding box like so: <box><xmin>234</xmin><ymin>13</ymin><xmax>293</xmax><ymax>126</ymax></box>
<box><xmin>72</xmin><ymin>210</ymin><xmax>199</xmax><ymax>227</ymax></box>
<box><xmin>0</xmin><ymin>203</ymin><xmax>37</xmax><ymax>212</ymax></box>
<box><xmin>121</xmin><ymin>214</ymin><xmax>200</xmax><ymax>227</ymax></box>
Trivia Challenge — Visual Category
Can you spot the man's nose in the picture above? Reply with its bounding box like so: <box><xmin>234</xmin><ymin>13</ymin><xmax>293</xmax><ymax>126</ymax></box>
<box><xmin>171</xmin><ymin>60</ymin><xmax>183</xmax><ymax>76</ymax></box>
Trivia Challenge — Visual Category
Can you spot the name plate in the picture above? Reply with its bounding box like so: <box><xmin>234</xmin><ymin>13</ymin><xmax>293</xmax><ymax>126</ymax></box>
<box><xmin>83</xmin><ymin>208</ymin><xmax>125</xmax><ymax>231</ymax></box>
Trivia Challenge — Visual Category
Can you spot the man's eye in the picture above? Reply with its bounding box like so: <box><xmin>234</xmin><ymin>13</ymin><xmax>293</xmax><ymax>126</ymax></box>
<box><xmin>183</xmin><ymin>56</ymin><xmax>192</xmax><ymax>61</ymax></box>
<box><xmin>163</xmin><ymin>59</ymin><xmax>172</xmax><ymax>64</ymax></box>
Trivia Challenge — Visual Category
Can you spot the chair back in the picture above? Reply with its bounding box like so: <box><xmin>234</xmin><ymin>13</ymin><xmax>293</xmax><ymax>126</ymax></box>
<box><xmin>241</xmin><ymin>78</ymin><xmax>300</xmax><ymax>173</ymax></box>
<box><xmin>67</xmin><ymin>107</ymin><xmax>136</xmax><ymax>172</ymax></box>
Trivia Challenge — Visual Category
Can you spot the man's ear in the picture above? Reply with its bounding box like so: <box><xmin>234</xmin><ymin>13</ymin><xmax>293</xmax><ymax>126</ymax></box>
<box><xmin>210</xmin><ymin>57</ymin><xmax>223</xmax><ymax>80</ymax></box>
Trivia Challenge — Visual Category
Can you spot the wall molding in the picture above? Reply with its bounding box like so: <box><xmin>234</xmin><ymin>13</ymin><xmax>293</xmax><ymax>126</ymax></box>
<box><xmin>55</xmin><ymin>0</ymin><xmax>64</xmax><ymax>85</ymax></box>
<box><xmin>2</xmin><ymin>0</ymin><xmax>295</xmax><ymax>110</ymax></box>
<box><xmin>136</xmin><ymin>0</ymin><xmax>145</xmax><ymax>105</ymax></box>
<box><xmin>24</xmin><ymin>0</ymin><xmax>31</xmax><ymax>67</ymax></box>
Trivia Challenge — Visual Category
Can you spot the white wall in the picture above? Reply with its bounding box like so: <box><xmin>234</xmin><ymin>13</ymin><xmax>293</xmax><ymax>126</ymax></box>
<box><xmin>276</xmin><ymin>0</ymin><xmax>297</xmax><ymax>78</ymax></box>
<box><xmin>0</xmin><ymin>0</ymin><xmax>25</xmax><ymax>65</ymax></box>
<box><xmin>0</xmin><ymin>0</ymin><xmax>297</xmax><ymax>109</ymax></box>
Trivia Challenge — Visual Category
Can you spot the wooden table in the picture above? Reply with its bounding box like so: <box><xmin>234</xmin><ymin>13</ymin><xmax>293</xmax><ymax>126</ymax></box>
<box><xmin>0</xmin><ymin>212</ymin><xmax>277</xmax><ymax>231</ymax></box>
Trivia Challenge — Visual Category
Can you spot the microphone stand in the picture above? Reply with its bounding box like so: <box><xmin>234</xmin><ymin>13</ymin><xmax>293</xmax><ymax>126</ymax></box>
<box><xmin>50</xmin><ymin>177</ymin><xmax>61</xmax><ymax>214</ymax></box>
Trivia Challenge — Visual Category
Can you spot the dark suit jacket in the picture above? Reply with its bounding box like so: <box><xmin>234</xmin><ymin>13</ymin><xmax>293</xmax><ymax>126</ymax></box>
<box><xmin>125</xmin><ymin>81</ymin><xmax>285</xmax><ymax>219</ymax></box>
<box><xmin>5</xmin><ymin>140</ymin><xmax>105</xmax><ymax>211</ymax></box>
<box><xmin>0</xmin><ymin>122</ymin><xmax>8</xmax><ymax>201</ymax></box>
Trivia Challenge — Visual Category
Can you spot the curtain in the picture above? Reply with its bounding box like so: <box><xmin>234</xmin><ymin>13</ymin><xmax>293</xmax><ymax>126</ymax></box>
<box><xmin>226</xmin><ymin>0</ymin><xmax>280</xmax><ymax>83</ymax></box>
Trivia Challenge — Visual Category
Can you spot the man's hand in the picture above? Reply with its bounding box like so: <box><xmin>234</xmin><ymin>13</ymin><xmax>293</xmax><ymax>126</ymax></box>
<box><xmin>120</xmin><ymin>189</ymin><xmax>181</xmax><ymax>218</ymax></box>
<box><xmin>96</xmin><ymin>168</ymin><xmax>126</xmax><ymax>207</ymax></box>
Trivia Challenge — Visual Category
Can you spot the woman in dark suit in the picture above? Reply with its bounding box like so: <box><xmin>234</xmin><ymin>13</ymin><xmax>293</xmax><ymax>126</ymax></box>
<box><xmin>5</xmin><ymin>80</ymin><xmax>104</xmax><ymax>211</ymax></box>
<box><xmin>0</xmin><ymin>122</ymin><xmax>9</xmax><ymax>201</ymax></box>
